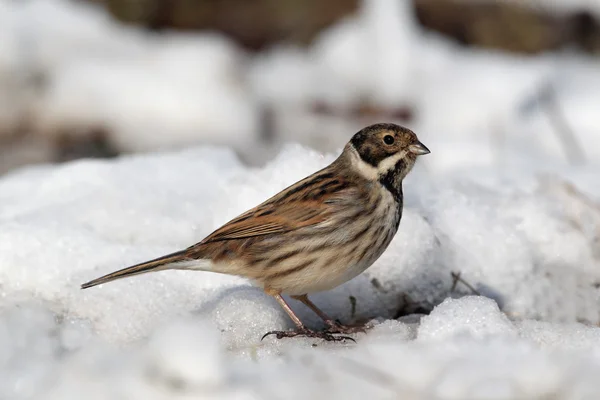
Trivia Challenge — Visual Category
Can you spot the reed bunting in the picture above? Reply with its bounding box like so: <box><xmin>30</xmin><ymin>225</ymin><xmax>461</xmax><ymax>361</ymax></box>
<box><xmin>82</xmin><ymin>123</ymin><xmax>430</xmax><ymax>341</ymax></box>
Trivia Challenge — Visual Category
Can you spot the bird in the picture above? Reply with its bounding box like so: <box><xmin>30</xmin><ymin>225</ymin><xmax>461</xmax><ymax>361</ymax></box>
<box><xmin>81</xmin><ymin>123</ymin><xmax>430</xmax><ymax>341</ymax></box>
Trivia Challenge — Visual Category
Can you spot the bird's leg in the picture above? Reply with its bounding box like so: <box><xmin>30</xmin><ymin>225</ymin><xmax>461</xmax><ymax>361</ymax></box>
<box><xmin>272</xmin><ymin>292</ymin><xmax>305</xmax><ymax>329</ymax></box>
<box><xmin>291</xmin><ymin>294</ymin><xmax>368</xmax><ymax>334</ymax></box>
<box><xmin>290</xmin><ymin>294</ymin><xmax>335</xmax><ymax>325</ymax></box>
<box><xmin>261</xmin><ymin>289</ymin><xmax>354</xmax><ymax>342</ymax></box>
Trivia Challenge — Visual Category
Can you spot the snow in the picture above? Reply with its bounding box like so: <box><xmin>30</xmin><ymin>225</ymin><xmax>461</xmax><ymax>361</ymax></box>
<box><xmin>1</xmin><ymin>143</ymin><xmax>600</xmax><ymax>399</ymax></box>
<box><xmin>417</xmin><ymin>296</ymin><xmax>517</xmax><ymax>340</ymax></box>
<box><xmin>0</xmin><ymin>0</ymin><xmax>259</xmax><ymax>152</ymax></box>
<box><xmin>307</xmin><ymin>0</ymin><xmax>419</xmax><ymax>109</ymax></box>
<box><xmin>0</xmin><ymin>0</ymin><xmax>600</xmax><ymax>399</ymax></box>
<box><xmin>2</xmin><ymin>0</ymin><xmax>600</xmax><ymax>165</ymax></box>
<box><xmin>251</xmin><ymin>1</ymin><xmax>600</xmax><ymax>170</ymax></box>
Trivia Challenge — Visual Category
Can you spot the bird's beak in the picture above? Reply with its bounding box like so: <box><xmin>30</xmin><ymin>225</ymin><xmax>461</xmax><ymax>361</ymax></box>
<box><xmin>408</xmin><ymin>141</ymin><xmax>430</xmax><ymax>155</ymax></box>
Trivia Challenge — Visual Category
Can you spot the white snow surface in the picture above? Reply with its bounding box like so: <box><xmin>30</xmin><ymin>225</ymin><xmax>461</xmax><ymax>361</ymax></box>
<box><xmin>1</xmin><ymin>0</ymin><xmax>600</xmax><ymax>398</ymax></box>
<box><xmin>0</xmin><ymin>143</ymin><xmax>599</xmax><ymax>399</ymax></box>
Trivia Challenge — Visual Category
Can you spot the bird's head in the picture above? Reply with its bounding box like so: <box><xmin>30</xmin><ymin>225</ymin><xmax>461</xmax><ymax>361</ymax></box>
<box><xmin>344</xmin><ymin>123</ymin><xmax>429</xmax><ymax>194</ymax></box>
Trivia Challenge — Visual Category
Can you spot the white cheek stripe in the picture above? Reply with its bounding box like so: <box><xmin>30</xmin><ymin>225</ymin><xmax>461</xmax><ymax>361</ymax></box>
<box><xmin>348</xmin><ymin>145</ymin><xmax>378</xmax><ymax>180</ymax></box>
<box><xmin>349</xmin><ymin>145</ymin><xmax>408</xmax><ymax>180</ymax></box>
<box><xmin>377</xmin><ymin>150</ymin><xmax>408</xmax><ymax>174</ymax></box>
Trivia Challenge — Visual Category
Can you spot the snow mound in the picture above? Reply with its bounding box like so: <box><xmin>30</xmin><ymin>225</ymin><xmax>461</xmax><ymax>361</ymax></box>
<box><xmin>0</xmin><ymin>144</ymin><xmax>599</xmax><ymax>399</ymax></box>
<box><xmin>418</xmin><ymin>296</ymin><xmax>517</xmax><ymax>340</ymax></box>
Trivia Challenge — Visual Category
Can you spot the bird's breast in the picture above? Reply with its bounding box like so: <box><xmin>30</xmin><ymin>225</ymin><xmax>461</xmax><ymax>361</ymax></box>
<box><xmin>246</xmin><ymin>186</ymin><xmax>402</xmax><ymax>295</ymax></box>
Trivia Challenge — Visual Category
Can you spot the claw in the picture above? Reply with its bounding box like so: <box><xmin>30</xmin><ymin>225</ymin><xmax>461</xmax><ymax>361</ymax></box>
<box><xmin>324</xmin><ymin>322</ymin><xmax>370</xmax><ymax>335</ymax></box>
<box><xmin>261</xmin><ymin>327</ymin><xmax>355</xmax><ymax>342</ymax></box>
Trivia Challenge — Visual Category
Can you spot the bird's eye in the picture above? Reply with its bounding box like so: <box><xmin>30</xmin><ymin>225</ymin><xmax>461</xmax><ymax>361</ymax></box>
<box><xmin>383</xmin><ymin>135</ymin><xmax>394</xmax><ymax>145</ymax></box>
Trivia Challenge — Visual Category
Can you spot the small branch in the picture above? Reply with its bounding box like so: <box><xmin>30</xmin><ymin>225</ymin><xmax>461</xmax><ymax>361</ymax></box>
<box><xmin>539</xmin><ymin>84</ymin><xmax>586</xmax><ymax>165</ymax></box>
<box><xmin>450</xmin><ymin>271</ymin><xmax>481</xmax><ymax>296</ymax></box>
<box><xmin>370</xmin><ymin>278</ymin><xmax>386</xmax><ymax>293</ymax></box>
<box><xmin>349</xmin><ymin>295</ymin><xmax>357</xmax><ymax>319</ymax></box>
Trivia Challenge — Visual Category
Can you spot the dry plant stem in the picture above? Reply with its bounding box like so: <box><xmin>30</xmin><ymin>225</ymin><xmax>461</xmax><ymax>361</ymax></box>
<box><xmin>542</xmin><ymin>84</ymin><xmax>586</xmax><ymax>165</ymax></box>
<box><xmin>450</xmin><ymin>271</ymin><xmax>481</xmax><ymax>296</ymax></box>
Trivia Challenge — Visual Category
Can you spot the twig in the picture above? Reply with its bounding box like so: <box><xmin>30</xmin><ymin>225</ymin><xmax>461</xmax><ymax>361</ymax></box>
<box><xmin>450</xmin><ymin>271</ymin><xmax>481</xmax><ymax>296</ymax></box>
<box><xmin>349</xmin><ymin>295</ymin><xmax>357</xmax><ymax>319</ymax></box>
<box><xmin>539</xmin><ymin>83</ymin><xmax>586</xmax><ymax>165</ymax></box>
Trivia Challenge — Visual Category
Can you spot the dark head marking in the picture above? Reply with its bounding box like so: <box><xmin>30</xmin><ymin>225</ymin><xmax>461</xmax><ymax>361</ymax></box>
<box><xmin>350</xmin><ymin>123</ymin><xmax>428</xmax><ymax>168</ymax></box>
<box><xmin>379</xmin><ymin>159</ymin><xmax>406</xmax><ymax>199</ymax></box>
<box><xmin>348</xmin><ymin>123</ymin><xmax>429</xmax><ymax>198</ymax></box>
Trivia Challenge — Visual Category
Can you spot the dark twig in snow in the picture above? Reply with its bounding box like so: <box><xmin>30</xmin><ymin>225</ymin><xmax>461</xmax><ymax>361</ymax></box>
<box><xmin>450</xmin><ymin>271</ymin><xmax>481</xmax><ymax>296</ymax></box>
<box><xmin>349</xmin><ymin>295</ymin><xmax>357</xmax><ymax>319</ymax></box>
<box><xmin>539</xmin><ymin>84</ymin><xmax>586</xmax><ymax>165</ymax></box>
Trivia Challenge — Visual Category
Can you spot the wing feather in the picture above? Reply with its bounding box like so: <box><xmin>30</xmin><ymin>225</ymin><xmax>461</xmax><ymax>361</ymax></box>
<box><xmin>195</xmin><ymin>167</ymin><xmax>360</xmax><ymax>245</ymax></box>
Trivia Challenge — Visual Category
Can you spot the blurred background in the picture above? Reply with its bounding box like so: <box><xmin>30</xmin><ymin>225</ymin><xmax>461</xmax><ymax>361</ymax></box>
<box><xmin>0</xmin><ymin>0</ymin><xmax>598</xmax><ymax>174</ymax></box>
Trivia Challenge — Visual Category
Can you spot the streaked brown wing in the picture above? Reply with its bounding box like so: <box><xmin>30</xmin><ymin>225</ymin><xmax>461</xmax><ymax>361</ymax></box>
<box><xmin>193</xmin><ymin>167</ymin><xmax>358</xmax><ymax>245</ymax></box>
<box><xmin>200</xmin><ymin>202</ymin><xmax>327</xmax><ymax>243</ymax></box>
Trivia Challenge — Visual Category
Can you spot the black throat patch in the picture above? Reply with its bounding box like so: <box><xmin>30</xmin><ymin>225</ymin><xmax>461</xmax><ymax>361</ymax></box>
<box><xmin>378</xmin><ymin>159</ymin><xmax>405</xmax><ymax>200</ymax></box>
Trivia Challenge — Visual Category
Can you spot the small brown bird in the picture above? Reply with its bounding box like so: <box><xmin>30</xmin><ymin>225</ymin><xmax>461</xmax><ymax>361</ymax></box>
<box><xmin>82</xmin><ymin>123</ymin><xmax>429</xmax><ymax>340</ymax></box>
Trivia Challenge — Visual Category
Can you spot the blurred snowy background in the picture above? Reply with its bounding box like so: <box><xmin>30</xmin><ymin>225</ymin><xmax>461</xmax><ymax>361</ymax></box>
<box><xmin>1</xmin><ymin>0</ymin><xmax>600</xmax><ymax>399</ymax></box>
<box><xmin>2</xmin><ymin>0</ymin><xmax>600</xmax><ymax>172</ymax></box>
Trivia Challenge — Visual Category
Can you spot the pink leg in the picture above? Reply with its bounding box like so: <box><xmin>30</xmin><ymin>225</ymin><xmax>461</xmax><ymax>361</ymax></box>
<box><xmin>262</xmin><ymin>289</ymin><xmax>354</xmax><ymax>342</ymax></box>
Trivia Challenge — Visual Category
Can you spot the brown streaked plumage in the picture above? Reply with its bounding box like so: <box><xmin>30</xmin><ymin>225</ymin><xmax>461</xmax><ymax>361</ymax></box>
<box><xmin>81</xmin><ymin>123</ymin><xmax>430</xmax><ymax>341</ymax></box>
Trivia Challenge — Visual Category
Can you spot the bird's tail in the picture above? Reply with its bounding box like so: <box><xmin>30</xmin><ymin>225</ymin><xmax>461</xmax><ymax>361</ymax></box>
<box><xmin>81</xmin><ymin>250</ymin><xmax>192</xmax><ymax>289</ymax></box>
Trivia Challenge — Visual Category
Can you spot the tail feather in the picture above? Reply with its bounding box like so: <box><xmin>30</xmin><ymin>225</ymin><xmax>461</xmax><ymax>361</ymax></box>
<box><xmin>81</xmin><ymin>250</ymin><xmax>190</xmax><ymax>289</ymax></box>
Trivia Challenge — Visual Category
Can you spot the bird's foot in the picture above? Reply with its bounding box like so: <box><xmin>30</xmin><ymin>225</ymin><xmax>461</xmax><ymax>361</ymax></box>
<box><xmin>261</xmin><ymin>327</ymin><xmax>355</xmax><ymax>342</ymax></box>
<box><xmin>324</xmin><ymin>321</ymin><xmax>371</xmax><ymax>335</ymax></box>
